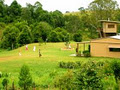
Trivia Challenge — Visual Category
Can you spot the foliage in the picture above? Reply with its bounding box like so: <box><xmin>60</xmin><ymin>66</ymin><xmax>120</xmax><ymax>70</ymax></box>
<box><xmin>59</xmin><ymin>61</ymin><xmax>81</xmax><ymax>69</ymax></box>
<box><xmin>75</xmin><ymin>61</ymin><xmax>103</xmax><ymax>89</ymax></box>
<box><xmin>0</xmin><ymin>0</ymin><xmax>119</xmax><ymax>50</ymax></box>
<box><xmin>83</xmin><ymin>50</ymin><xmax>91</xmax><ymax>57</ymax></box>
<box><xmin>32</xmin><ymin>22</ymin><xmax>52</xmax><ymax>42</ymax></box>
<box><xmin>54</xmin><ymin>70</ymin><xmax>75</xmax><ymax>90</ymax></box>
<box><xmin>17</xmin><ymin>25</ymin><xmax>32</xmax><ymax>46</ymax></box>
<box><xmin>0</xmin><ymin>71</ymin><xmax>2</xmax><ymax>78</ymax></box>
<box><xmin>110</xmin><ymin>61</ymin><xmax>120</xmax><ymax>82</ymax></box>
<box><xmin>64</xmin><ymin>15</ymin><xmax>82</xmax><ymax>33</ymax></box>
<box><xmin>1</xmin><ymin>26</ymin><xmax>20</xmax><ymax>49</ymax></box>
<box><xmin>18</xmin><ymin>65</ymin><xmax>32</xmax><ymax>90</ymax></box>
<box><xmin>38</xmin><ymin>37</ymin><xmax>44</xmax><ymax>46</ymax></box>
<box><xmin>2</xmin><ymin>78</ymin><xmax>9</xmax><ymax>89</ymax></box>
<box><xmin>9</xmin><ymin>0</ymin><xmax>22</xmax><ymax>22</ymax></box>
<box><xmin>0</xmin><ymin>22</ymin><xmax>5</xmax><ymax>29</ymax></box>
<box><xmin>88</xmin><ymin>0</ymin><xmax>119</xmax><ymax>29</ymax></box>
<box><xmin>73</xmin><ymin>31</ymin><xmax>82</xmax><ymax>42</ymax></box>
<box><xmin>48</xmin><ymin>27</ymin><xmax>68</xmax><ymax>42</ymax></box>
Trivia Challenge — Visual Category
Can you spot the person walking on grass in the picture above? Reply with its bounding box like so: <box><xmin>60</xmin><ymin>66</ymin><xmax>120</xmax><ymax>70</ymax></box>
<box><xmin>33</xmin><ymin>46</ymin><xmax>36</xmax><ymax>52</ymax></box>
<box><xmin>19</xmin><ymin>49</ymin><xmax>22</xmax><ymax>56</ymax></box>
<box><xmin>39</xmin><ymin>49</ymin><xmax>42</xmax><ymax>57</ymax></box>
<box><xmin>26</xmin><ymin>45</ymin><xmax>28</xmax><ymax>50</ymax></box>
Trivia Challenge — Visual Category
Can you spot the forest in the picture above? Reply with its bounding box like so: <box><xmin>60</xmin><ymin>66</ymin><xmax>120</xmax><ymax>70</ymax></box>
<box><xmin>0</xmin><ymin>0</ymin><xmax>120</xmax><ymax>50</ymax></box>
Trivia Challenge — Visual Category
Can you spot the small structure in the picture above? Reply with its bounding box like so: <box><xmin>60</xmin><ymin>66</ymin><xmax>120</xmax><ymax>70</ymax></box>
<box><xmin>76</xmin><ymin>20</ymin><xmax>120</xmax><ymax>58</ymax></box>
<box><xmin>91</xmin><ymin>35</ymin><xmax>120</xmax><ymax>58</ymax></box>
<box><xmin>98</xmin><ymin>20</ymin><xmax>120</xmax><ymax>38</ymax></box>
<box><xmin>76</xmin><ymin>41</ymin><xmax>90</xmax><ymax>56</ymax></box>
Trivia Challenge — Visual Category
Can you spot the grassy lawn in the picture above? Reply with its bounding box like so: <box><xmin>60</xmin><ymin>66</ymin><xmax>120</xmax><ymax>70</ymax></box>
<box><xmin>0</xmin><ymin>42</ymin><xmax>119</xmax><ymax>89</ymax></box>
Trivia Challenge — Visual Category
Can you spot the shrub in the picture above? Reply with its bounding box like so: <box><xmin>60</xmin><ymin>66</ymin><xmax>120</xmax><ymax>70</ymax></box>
<box><xmin>0</xmin><ymin>22</ymin><xmax>6</xmax><ymax>29</ymax></box>
<box><xmin>49</xmin><ymin>70</ymin><xmax>58</xmax><ymax>78</ymax></box>
<box><xmin>2</xmin><ymin>78</ymin><xmax>9</xmax><ymax>89</ymax></box>
<box><xmin>18</xmin><ymin>65</ymin><xmax>32</xmax><ymax>90</ymax></box>
<box><xmin>59</xmin><ymin>61</ymin><xmax>81</xmax><ymax>69</ymax></box>
<box><xmin>54</xmin><ymin>70</ymin><xmax>75</xmax><ymax>90</ymax></box>
<box><xmin>110</xmin><ymin>61</ymin><xmax>120</xmax><ymax>82</ymax></box>
<box><xmin>0</xmin><ymin>71</ymin><xmax>2</xmax><ymax>78</ymax></box>
<box><xmin>73</xmin><ymin>31</ymin><xmax>82</xmax><ymax>42</ymax></box>
<box><xmin>83</xmin><ymin>50</ymin><xmax>91</xmax><ymax>57</ymax></box>
<box><xmin>75</xmin><ymin>61</ymin><xmax>103</xmax><ymax>89</ymax></box>
<box><xmin>103</xmin><ymin>62</ymin><xmax>113</xmax><ymax>76</ymax></box>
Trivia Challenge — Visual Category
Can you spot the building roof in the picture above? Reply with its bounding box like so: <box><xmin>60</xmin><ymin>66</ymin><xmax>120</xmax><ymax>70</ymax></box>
<box><xmin>110</xmin><ymin>35</ymin><xmax>120</xmax><ymax>40</ymax></box>
<box><xmin>90</xmin><ymin>35</ymin><xmax>120</xmax><ymax>42</ymax></box>
<box><xmin>77</xmin><ymin>41</ymin><xmax>90</xmax><ymax>44</ymax></box>
<box><xmin>99</xmin><ymin>20</ymin><xmax>120</xmax><ymax>24</ymax></box>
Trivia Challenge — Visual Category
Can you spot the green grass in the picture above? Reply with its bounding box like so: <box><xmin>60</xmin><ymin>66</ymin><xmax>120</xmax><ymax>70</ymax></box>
<box><xmin>0</xmin><ymin>42</ymin><xmax>119</xmax><ymax>89</ymax></box>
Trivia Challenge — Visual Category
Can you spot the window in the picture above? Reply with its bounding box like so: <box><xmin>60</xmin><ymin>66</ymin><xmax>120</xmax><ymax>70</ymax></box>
<box><xmin>108</xmin><ymin>24</ymin><xmax>115</xmax><ymax>28</ymax></box>
<box><xmin>109</xmin><ymin>48</ymin><xmax>120</xmax><ymax>52</ymax></box>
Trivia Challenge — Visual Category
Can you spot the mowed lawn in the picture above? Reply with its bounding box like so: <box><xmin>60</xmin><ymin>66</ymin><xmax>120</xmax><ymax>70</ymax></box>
<box><xmin>0</xmin><ymin>42</ymin><xmax>119</xmax><ymax>88</ymax></box>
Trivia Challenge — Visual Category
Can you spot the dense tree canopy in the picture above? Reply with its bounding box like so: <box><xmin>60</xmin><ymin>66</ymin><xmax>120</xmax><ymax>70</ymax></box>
<box><xmin>0</xmin><ymin>0</ymin><xmax>120</xmax><ymax>49</ymax></box>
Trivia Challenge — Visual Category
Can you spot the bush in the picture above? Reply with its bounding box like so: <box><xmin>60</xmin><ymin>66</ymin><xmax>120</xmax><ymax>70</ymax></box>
<box><xmin>2</xmin><ymin>78</ymin><xmax>9</xmax><ymax>89</ymax></box>
<box><xmin>83</xmin><ymin>50</ymin><xmax>91</xmax><ymax>57</ymax></box>
<box><xmin>59</xmin><ymin>61</ymin><xmax>81</xmax><ymax>69</ymax></box>
<box><xmin>49</xmin><ymin>70</ymin><xmax>58</xmax><ymax>78</ymax></box>
<box><xmin>54</xmin><ymin>70</ymin><xmax>75</xmax><ymax>90</ymax></box>
<box><xmin>103</xmin><ymin>62</ymin><xmax>113</xmax><ymax>76</ymax></box>
<box><xmin>110</xmin><ymin>61</ymin><xmax>120</xmax><ymax>82</ymax></box>
<box><xmin>73</xmin><ymin>31</ymin><xmax>82</xmax><ymax>42</ymax></box>
<box><xmin>0</xmin><ymin>22</ymin><xmax>6</xmax><ymax>29</ymax></box>
<box><xmin>18</xmin><ymin>65</ymin><xmax>32</xmax><ymax>90</ymax></box>
<box><xmin>0</xmin><ymin>71</ymin><xmax>2</xmax><ymax>78</ymax></box>
<box><xmin>75</xmin><ymin>61</ymin><xmax>103</xmax><ymax>89</ymax></box>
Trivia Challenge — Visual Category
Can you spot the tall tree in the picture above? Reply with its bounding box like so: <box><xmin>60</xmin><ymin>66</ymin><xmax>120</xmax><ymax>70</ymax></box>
<box><xmin>9</xmin><ymin>0</ymin><xmax>22</xmax><ymax>22</ymax></box>
<box><xmin>33</xmin><ymin>1</ymin><xmax>43</xmax><ymax>22</ymax></box>
<box><xmin>17</xmin><ymin>25</ymin><xmax>32</xmax><ymax>46</ymax></box>
<box><xmin>88</xmin><ymin>0</ymin><xmax>119</xmax><ymax>26</ymax></box>
<box><xmin>32</xmin><ymin>22</ymin><xmax>52</xmax><ymax>42</ymax></box>
<box><xmin>52</xmin><ymin>10</ymin><xmax>65</xmax><ymax>28</ymax></box>
<box><xmin>64</xmin><ymin>15</ymin><xmax>82</xmax><ymax>33</ymax></box>
<box><xmin>21</xmin><ymin>8</ymin><xmax>32</xmax><ymax>24</ymax></box>
<box><xmin>19</xmin><ymin>65</ymin><xmax>32</xmax><ymax>90</ymax></box>
<box><xmin>1</xmin><ymin>26</ymin><xmax>20</xmax><ymax>49</ymax></box>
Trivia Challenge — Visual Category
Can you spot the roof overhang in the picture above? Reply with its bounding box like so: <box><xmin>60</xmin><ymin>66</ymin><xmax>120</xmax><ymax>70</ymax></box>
<box><xmin>77</xmin><ymin>41</ymin><xmax>90</xmax><ymax>44</ymax></box>
<box><xmin>99</xmin><ymin>20</ymin><xmax>120</xmax><ymax>24</ymax></box>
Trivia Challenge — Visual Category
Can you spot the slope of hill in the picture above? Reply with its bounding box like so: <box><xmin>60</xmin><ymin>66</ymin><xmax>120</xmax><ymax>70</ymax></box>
<box><xmin>0</xmin><ymin>42</ymin><xmax>118</xmax><ymax>89</ymax></box>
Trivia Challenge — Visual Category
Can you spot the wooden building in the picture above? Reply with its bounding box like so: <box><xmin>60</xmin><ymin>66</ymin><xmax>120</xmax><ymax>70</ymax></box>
<box><xmin>76</xmin><ymin>20</ymin><xmax>120</xmax><ymax>58</ymax></box>
<box><xmin>98</xmin><ymin>20</ymin><xmax>120</xmax><ymax>38</ymax></box>
<box><xmin>91</xmin><ymin>36</ymin><xmax>120</xmax><ymax>58</ymax></box>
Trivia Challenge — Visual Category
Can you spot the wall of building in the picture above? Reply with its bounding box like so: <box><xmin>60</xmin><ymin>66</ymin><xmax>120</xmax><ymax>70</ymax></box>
<box><xmin>103</xmin><ymin>22</ymin><xmax>117</xmax><ymax>33</ymax></box>
<box><xmin>91</xmin><ymin>38</ymin><xmax>120</xmax><ymax>58</ymax></box>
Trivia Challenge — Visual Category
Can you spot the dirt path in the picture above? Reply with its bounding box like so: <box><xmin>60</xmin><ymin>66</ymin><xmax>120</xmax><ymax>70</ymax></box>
<box><xmin>0</xmin><ymin>56</ymin><xmax>19</xmax><ymax>61</ymax></box>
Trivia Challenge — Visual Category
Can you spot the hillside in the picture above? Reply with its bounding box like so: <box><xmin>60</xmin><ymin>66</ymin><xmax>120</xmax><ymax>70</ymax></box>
<box><xmin>0</xmin><ymin>42</ymin><xmax>119</xmax><ymax>89</ymax></box>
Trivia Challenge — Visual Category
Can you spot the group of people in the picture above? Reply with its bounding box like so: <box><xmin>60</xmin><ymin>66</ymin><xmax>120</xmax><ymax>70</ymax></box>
<box><xmin>19</xmin><ymin>45</ymin><xmax>41</xmax><ymax>57</ymax></box>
